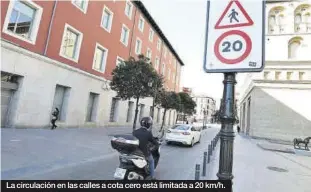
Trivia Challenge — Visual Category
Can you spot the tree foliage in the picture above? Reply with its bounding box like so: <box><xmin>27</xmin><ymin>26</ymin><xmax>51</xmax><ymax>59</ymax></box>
<box><xmin>177</xmin><ymin>92</ymin><xmax>196</xmax><ymax>115</ymax></box>
<box><xmin>110</xmin><ymin>55</ymin><xmax>163</xmax><ymax>130</ymax></box>
<box><xmin>156</xmin><ymin>89</ymin><xmax>181</xmax><ymax>131</ymax></box>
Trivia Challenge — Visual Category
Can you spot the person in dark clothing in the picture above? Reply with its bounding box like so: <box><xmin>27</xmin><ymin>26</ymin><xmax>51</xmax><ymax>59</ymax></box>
<box><xmin>237</xmin><ymin>125</ymin><xmax>241</xmax><ymax>133</ymax></box>
<box><xmin>51</xmin><ymin>108</ymin><xmax>59</xmax><ymax>130</ymax></box>
<box><xmin>133</xmin><ymin>116</ymin><xmax>158</xmax><ymax>180</ymax></box>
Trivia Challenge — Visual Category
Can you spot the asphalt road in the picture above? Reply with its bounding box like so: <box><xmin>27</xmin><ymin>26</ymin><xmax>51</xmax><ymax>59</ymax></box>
<box><xmin>2</xmin><ymin>125</ymin><xmax>220</xmax><ymax>180</ymax></box>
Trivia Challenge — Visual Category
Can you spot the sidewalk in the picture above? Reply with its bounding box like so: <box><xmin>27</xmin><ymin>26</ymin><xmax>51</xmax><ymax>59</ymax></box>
<box><xmin>201</xmin><ymin>134</ymin><xmax>311</xmax><ymax>192</ymax></box>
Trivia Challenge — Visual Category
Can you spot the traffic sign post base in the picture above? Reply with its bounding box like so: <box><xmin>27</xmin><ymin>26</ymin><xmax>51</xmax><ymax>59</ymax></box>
<box><xmin>217</xmin><ymin>72</ymin><xmax>236</xmax><ymax>191</ymax></box>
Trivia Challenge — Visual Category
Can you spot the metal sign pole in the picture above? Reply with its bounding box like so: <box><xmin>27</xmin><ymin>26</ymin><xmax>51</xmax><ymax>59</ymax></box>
<box><xmin>217</xmin><ymin>72</ymin><xmax>236</xmax><ymax>189</ymax></box>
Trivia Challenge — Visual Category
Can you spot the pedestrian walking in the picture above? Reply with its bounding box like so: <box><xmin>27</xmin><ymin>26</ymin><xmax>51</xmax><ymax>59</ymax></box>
<box><xmin>51</xmin><ymin>108</ymin><xmax>59</xmax><ymax>130</ymax></box>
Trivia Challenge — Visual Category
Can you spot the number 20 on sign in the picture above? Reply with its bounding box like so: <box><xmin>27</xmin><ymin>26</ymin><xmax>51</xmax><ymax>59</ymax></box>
<box><xmin>203</xmin><ymin>0</ymin><xmax>265</xmax><ymax>73</ymax></box>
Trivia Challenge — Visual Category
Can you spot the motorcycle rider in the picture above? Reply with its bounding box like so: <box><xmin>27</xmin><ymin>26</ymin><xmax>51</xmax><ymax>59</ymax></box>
<box><xmin>133</xmin><ymin>116</ymin><xmax>159</xmax><ymax>180</ymax></box>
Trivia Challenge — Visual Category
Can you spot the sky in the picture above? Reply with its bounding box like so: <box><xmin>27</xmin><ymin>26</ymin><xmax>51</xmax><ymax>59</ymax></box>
<box><xmin>141</xmin><ymin>0</ymin><xmax>245</xmax><ymax>107</ymax></box>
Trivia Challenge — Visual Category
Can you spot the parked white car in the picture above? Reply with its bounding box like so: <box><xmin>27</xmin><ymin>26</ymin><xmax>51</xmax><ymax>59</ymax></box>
<box><xmin>165</xmin><ymin>124</ymin><xmax>202</xmax><ymax>147</ymax></box>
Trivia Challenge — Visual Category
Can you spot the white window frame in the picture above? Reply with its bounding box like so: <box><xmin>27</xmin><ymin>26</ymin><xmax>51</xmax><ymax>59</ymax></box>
<box><xmin>2</xmin><ymin>0</ymin><xmax>43</xmax><ymax>45</ymax></box>
<box><xmin>116</xmin><ymin>56</ymin><xmax>125</xmax><ymax>67</ymax></box>
<box><xmin>124</xmin><ymin>0</ymin><xmax>133</xmax><ymax>19</ymax></box>
<box><xmin>120</xmin><ymin>24</ymin><xmax>130</xmax><ymax>47</ymax></box>
<box><xmin>59</xmin><ymin>23</ymin><xmax>84</xmax><ymax>62</ymax></box>
<box><xmin>138</xmin><ymin>15</ymin><xmax>145</xmax><ymax>32</ymax></box>
<box><xmin>155</xmin><ymin>57</ymin><xmax>159</xmax><ymax>70</ymax></box>
<box><xmin>135</xmin><ymin>38</ymin><xmax>142</xmax><ymax>55</ymax></box>
<box><xmin>101</xmin><ymin>6</ymin><xmax>114</xmax><ymax>33</ymax></box>
<box><xmin>149</xmin><ymin>28</ymin><xmax>154</xmax><ymax>42</ymax></box>
<box><xmin>172</xmin><ymin>72</ymin><xmax>175</xmax><ymax>83</ymax></box>
<box><xmin>92</xmin><ymin>42</ymin><xmax>109</xmax><ymax>73</ymax></box>
<box><xmin>164</xmin><ymin>47</ymin><xmax>167</xmax><ymax>58</ymax></box>
<box><xmin>162</xmin><ymin>63</ymin><xmax>166</xmax><ymax>75</ymax></box>
<box><xmin>168</xmin><ymin>68</ymin><xmax>171</xmax><ymax>80</ymax></box>
<box><xmin>146</xmin><ymin>48</ymin><xmax>152</xmax><ymax>59</ymax></box>
<box><xmin>71</xmin><ymin>0</ymin><xmax>89</xmax><ymax>14</ymax></box>
<box><xmin>157</xmin><ymin>39</ymin><xmax>162</xmax><ymax>51</ymax></box>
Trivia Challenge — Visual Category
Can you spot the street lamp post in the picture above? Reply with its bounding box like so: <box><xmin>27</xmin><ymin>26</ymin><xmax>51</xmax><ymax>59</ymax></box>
<box><xmin>217</xmin><ymin>73</ymin><xmax>236</xmax><ymax>187</ymax></box>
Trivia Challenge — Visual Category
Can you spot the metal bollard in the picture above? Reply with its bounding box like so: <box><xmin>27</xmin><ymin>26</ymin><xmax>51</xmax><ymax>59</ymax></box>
<box><xmin>202</xmin><ymin>152</ymin><xmax>207</xmax><ymax>176</ymax></box>
<box><xmin>213</xmin><ymin>138</ymin><xmax>215</xmax><ymax>150</ymax></box>
<box><xmin>210</xmin><ymin>141</ymin><xmax>213</xmax><ymax>155</ymax></box>
<box><xmin>195</xmin><ymin>164</ymin><xmax>200</xmax><ymax>180</ymax></box>
<box><xmin>208</xmin><ymin>145</ymin><xmax>211</xmax><ymax>163</ymax></box>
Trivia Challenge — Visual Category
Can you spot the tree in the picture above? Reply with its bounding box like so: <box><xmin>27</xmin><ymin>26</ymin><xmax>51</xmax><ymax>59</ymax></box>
<box><xmin>110</xmin><ymin>55</ymin><xmax>163</xmax><ymax>131</ymax></box>
<box><xmin>175</xmin><ymin>92</ymin><xmax>196</xmax><ymax>123</ymax></box>
<box><xmin>149</xmin><ymin>75</ymin><xmax>165</xmax><ymax>119</ymax></box>
<box><xmin>156</xmin><ymin>90</ymin><xmax>180</xmax><ymax>132</ymax></box>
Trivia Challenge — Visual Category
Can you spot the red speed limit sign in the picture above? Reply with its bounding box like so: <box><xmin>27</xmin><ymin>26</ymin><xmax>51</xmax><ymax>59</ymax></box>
<box><xmin>203</xmin><ymin>0</ymin><xmax>265</xmax><ymax>73</ymax></box>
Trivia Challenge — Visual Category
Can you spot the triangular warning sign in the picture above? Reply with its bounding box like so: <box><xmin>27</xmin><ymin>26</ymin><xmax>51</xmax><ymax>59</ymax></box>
<box><xmin>215</xmin><ymin>0</ymin><xmax>254</xmax><ymax>29</ymax></box>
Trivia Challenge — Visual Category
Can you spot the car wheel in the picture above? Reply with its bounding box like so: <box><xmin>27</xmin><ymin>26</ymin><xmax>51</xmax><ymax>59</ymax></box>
<box><xmin>190</xmin><ymin>138</ymin><xmax>194</xmax><ymax>147</ymax></box>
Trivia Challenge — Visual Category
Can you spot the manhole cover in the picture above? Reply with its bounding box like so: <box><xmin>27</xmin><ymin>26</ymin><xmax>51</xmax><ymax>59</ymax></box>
<box><xmin>267</xmin><ymin>166</ymin><xmax>288</xmax><ymax>172</ymax></box>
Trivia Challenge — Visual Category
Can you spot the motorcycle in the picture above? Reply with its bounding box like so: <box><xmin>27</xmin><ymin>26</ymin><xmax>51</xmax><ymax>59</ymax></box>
<box><xmin>111</xmin><ymin>134</ymin><xmax>162</xmax><ymax>180</ymax></box>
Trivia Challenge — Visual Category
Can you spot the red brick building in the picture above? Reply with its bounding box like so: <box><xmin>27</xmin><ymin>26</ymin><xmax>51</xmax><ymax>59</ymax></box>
<box><xmin>1</xmin><ymin>0</ymin><xmax>184</xmax><ymax>128</ymax></box>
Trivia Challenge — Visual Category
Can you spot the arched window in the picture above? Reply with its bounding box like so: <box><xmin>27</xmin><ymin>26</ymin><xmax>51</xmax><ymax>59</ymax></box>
<box><xmin>294</xmin><ymin>4</ymin><xmax>311</xmax><ymax>32</ymax></box>
<box><xmin>268</xmin><ymin>6</ymin><xmax>285</xmax><ymax>34</ymax></box>
<box><xmin>288</xmin><ymin>37</ymin><xmax>303</xmax><ymax>59</ymax></box>
<box><xmin>295</xmin><ymin>13</ymin><xmax>302</xmax><ymax>24</ymax></box>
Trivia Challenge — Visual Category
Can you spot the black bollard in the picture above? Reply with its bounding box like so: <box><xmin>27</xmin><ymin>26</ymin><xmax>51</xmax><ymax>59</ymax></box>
<box><xmin>210</xmin><ymin>141</ymin><xmax>213</xmax><ymax>155</ymax></box>
<box><xmin>202</xmin><ymin>152</ymin><xmax>207</xmax><ymax>176</ymax></box>
<box><xmin>213</xmin><ymin>138</ymin><xmax>215</xmax><ymax>150</ymax></box>
<box><xmin>208</xmin><ymin>145</ymin><xmax>211</xmax><ymax>163</ymax></box>
<box><xmin>195</xmin><ymin>164</ymin><xmax>200</xmax><ymax>180</ymax></box>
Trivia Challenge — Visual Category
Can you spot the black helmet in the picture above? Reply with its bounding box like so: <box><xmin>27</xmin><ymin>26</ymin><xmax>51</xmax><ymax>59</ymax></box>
<box><xmin>140</xmin><ymin>116</ymin><xmax>153</xmax><ymax>129</ymax></box>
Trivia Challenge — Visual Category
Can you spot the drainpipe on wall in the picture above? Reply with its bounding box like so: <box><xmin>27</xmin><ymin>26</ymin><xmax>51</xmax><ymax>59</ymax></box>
<box><xmin>128</xmin><ymin>6</ymin><xmax>138</xmax><ymax>59</ymax></box>
<box><xmin>44</xmin><ymin>0</ymin><xmax>58</xmax><ymax>55</ymax></box>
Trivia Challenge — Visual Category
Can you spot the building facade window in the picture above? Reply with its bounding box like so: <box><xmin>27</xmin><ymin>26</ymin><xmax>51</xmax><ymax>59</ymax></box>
<box><xmin>101</xmin><ymin>6</ymin><xmax>113</xmax><ymax>33</ymax></box>
<box><xmin>120</xmin><ymin>24</ymin><xmax>130</xmax><ymax>46</ymax></box>
<box><xmin>138</xmin><ymin>15</ymin><xmax>145</xmax><ymax>32</ymax></box>
<box><xmin>157</xmin><ymin>39</ymin><xmax>162</xmax><ymax>51</ymax></box>
<box><xmin>264</xmin><ymin>71</ymin><xmax>269</xmax><ymax>80</ymax></box>
<box><xmin>72</xmin><ymin>0</ymin><xmax>89</xmax><ymax>13</ymax></box>
<box><xmin>162</xmin><ymin>63</ymin><xmax>165</xmax><ymax>75</ymax></box>
<box><xmin>126</xmin><ymin>101</ymin><xmax>134</xmax><ymax>122</ymax></box>
<box><xmin>146</xmin><ymin>48</ymin><xmax>152</xmax><ymax>59</ymax></box>
<box><xmin>92</xmin><ymin>43</ymin><xmax>108</xmax><ymax>73</ymax></box>
<box><xmin>164</xmin><ymin>47</ymin><xmax>167</xmax><ymax>58</ymax></box>
<box><xmin>275</xmin><ymin>71</ymin><xmax>281</xmax><ymax>80</ymax></box>
<box><xmin>299</xmin><ymin>72</ymin><xmax>305</xmax><ymax>80</ymax></box>
<box><xmin>286</xmin><ymin>72</ymin><xmax>293</xmax><ymax>80</ymax></box>
<box><xmin>155</xmin><ymin>57</ymin><xmax>159</xmax><ymax>70</ymax></box>
<box><xmin>135</xmin><ymin>38</ymin><xmax>142</xmax><ymax>55</ymax></box>
<box><xmin>3</xmin><ymin>0</ymin><xmax>43</xmax><ymax>44</ymax></box>
<box><xmin>59</xmin><ymin>24</ymin><xmax>83</xmax><ymax>62</ymax></box>
<box><xmin>139</xmin><ymin>104</ymin><xmax>145</xmax><ymax>120</ymax></box>
<box><xmin>288</xmin><ymin>37</ymin><xmax>302</xmax><ymax>59</ymax></box>
<box><xmin>168</xmin><ymin>68</ymin><xmax>171</xmax><ymax>80</ymax></box>
<box><xmin>268</xmin><ymin>6</ymin><xmax>285</xmax><ymax>34</ymax></box>
<box><xmin>294</xmin><ymin>4</ymin><xmax>311</xmax><ymax>32</ymax></box>
<box><xmin>125</xmin><ymin>1</ymin><xmax>133</xmax><ymax>19</ymax></box>
<box><xmin>109</xmin><ymin>98</ymin><xmax>119</xmax><ymax>122</ymax></box>
<box><xmin>149</xmin><ymin>28</ymin><xmax>154</xmax><ymax>42</ymax></box>
<box><xmin>116</xmin><ymin>56</ymin><xmax>124</xmax><ymax>67</ymax></box>
<box><xmin>52</xmin><ymin>85</ymin><xmax>71</xmax><ymax>122</ymax></box>
<box><xmin>86</xmin><ymin>92</ymin><xmax>99</xmax><ymax>122</ymax></box>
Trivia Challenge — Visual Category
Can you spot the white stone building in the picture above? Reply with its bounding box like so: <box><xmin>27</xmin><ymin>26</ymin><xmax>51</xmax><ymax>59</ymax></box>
<box><xmin>192</xmin><ymin>95</ymin><xmax>216</xmax><ymax>123</ymax></box>
<box><xmin>237</xmin><ymin>1</ymin><xmax>311</xmax><ymax>141</ymax></box>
